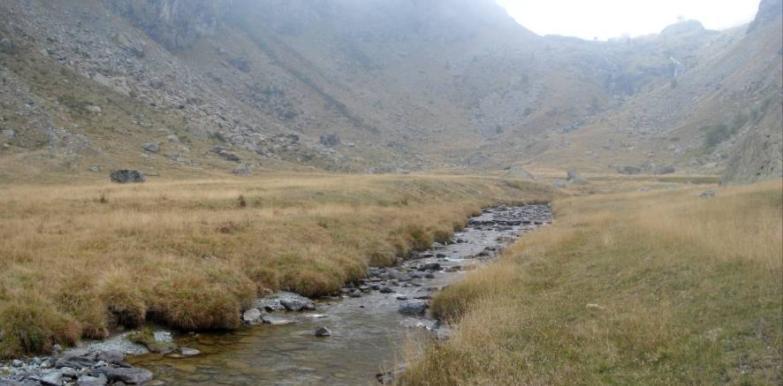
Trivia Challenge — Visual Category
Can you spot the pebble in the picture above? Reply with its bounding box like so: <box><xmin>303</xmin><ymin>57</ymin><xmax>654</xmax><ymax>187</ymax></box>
<box><xmin>179</xmin><ymin>347</ymin><xmax>201</xmax><ymax>357</ymax></box>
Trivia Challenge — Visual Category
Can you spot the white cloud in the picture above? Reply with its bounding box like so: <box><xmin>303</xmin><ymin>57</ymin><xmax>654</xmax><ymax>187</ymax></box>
<box><xmin>496</xmin><ymin>0</ymin><xmax>761</xmax><ymax>40</ymax></box>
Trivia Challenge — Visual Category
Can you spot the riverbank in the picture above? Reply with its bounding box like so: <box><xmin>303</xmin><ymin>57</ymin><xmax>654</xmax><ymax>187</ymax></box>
<box><xmin>127</xmin><ymin>205</ymin><xmax>552</xmax><ymax>385</ymax></box>
<box><xmin>0</xmin><ymin>174</ymin><xmax>552</xmax><ymax>358</ymax></box>
<box><xmin>403</xmin><ymin>180</ymin><xmax>782</xmax><ymax>385</ymax></box>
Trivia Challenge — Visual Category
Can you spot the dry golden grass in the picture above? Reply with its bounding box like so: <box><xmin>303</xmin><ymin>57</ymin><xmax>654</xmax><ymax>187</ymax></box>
<box><xmin>403</xmin><ymin>180</ymin><xmax>782</xmax><ymax>385</ymax></box>
<box><xmin>0</xmin><ymin>173</ymin><xmax>551</xmax><ymax>357</ymax></box>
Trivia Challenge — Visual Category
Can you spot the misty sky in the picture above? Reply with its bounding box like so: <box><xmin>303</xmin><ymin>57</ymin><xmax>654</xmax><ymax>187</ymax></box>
<box><xmin>496</xmin><ymin>0</ymin><xmax>761</xmax><ymax>40</ymax></box>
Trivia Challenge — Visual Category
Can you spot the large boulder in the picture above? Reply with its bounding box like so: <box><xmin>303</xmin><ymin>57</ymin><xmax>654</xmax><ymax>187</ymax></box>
<box><xmin>110</xmin><ymin>170</ymin><xmax>145</xmax><ymax>183</ymax></box>
<box><xmin>254</xmin><ymin>292</ymin><xmax>315</xmax><ymax>312</ymax></box>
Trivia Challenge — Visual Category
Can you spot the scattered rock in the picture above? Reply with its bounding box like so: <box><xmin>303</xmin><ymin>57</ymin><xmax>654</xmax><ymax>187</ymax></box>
<box><xmin>96</xmin><ymin>366</ymin><xmax>153</xmax><ymax>385</ymax></box>
<box><xmin>398</xmin><ymin>300</ymin><xmax>428</xmax><ymax>316</ymax></box>
<box><xmin>232</xmin><ymin>163</ymin><xmax>252</xmax><ymax>176</ymax></box>
<box><xmin>85</xmin><ymin>105</ymin><xmax>102</xmax><ymax>114</ymax></box>
<box><xmin>179</xmin><ymin>347</ymin><xmax>200</xmax><ymax>357</ymax></box>
<box><xmin>110</xmin><ymin>170</ymin><xmax>145</xmax><ymax>183</ymax></box>
<box><xmin>504</xmin><ymin>165</ymin><xmax>536</xmax><ymax>180</ymax></box>
<box><xmin>376</xmin><ymin>365</ymin><xmax>406</xmax><ymax>385</ymax></box>
<box><xmin>419</xmin><ymin>263</ymin><xmax>442</xmax><ymax>271</ymax></box>
<box><xmin>37</xmin><ymin>370</ymin><xmax>63</xmax><ymax>385</ymax></box>
<box><xmin>254</xmin><ymin>292</ymin><xmax>315</xmax><ymax>313</ymax></box>
<box><xmin>242</xmin><ymin>308</ymin><xmax>262</xmax><ymax>324</ymax></box>
<box><xmin>319</xmin><ymin>133</ymin><xmax>341</xmax><ymax>147</ymax></box>
<box><xmin>566</xmin><ymin>169</ymin><xmax>586</xmax><ymax>184</ymax></box>
<box><xmin>0</xmin><ymin>38</ymin><xmax>17</xmax><ymax>54</ymax></box>
<box><xmin>653</xmin><ymin>165</ymin><xmax>676</xmax><ymax>175</ymax></box>
<box><xmin>586</xmin><ymin>303</ymin><xmax>606</xmax><ymax>311</ymax></box>
<box><xmin>76</xmin><ymin>374</ymin><xmax>108</xmax><ymax>386</ymax></box>
<box><xmin>314</xmin><ymin>327</ymin><xmax>332</xmax><ymax>337</ymax></box>
<box><xmin>212</xmin><ymin>146</ymin><xmax>241</xmax><ymax>162</ymax></box>
<box><xmin>261</xmin><ymin>315</ymin><xmax>295</xmax><ymax>326</ymax></box>
<box><xmin>142</xmin><ymin>142</ymin><xmax>160</xmax><ymax>153</ymax></box>
<box><xmin>616</xmin><ymin>165</ymin><xmax>642</xmax><ymax>175</ymax></box>
<box><xmin>128</xmin><ymin>329</ymin><xmax>176</xmax><ymax>354</ymax></box>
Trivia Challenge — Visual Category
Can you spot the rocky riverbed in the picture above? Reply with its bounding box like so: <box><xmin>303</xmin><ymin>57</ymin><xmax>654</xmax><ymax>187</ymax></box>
<box><xmin>1</xmin><ymin>205</ymin><xmax>551</xmax><ymax>385</ymax></box>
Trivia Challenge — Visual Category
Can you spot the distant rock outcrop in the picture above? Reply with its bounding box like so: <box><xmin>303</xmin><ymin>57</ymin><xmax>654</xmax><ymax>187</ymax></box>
<box><xmin>105</xmin><ymin>0</ymin><xmax>227</xmax><ymax>50</ymax></box>
<box><xmin>748</xmin><ymin>0</ymin><xmax>783</xmax><ymax>33</ymax></box>
<box><xmin>110</xmin><ymin>170</ymin><xmax>145</xmax><ymax>183</ymax></box>
<box><xmin>319</xmin><ymin>133</ymin><xmax>341</xmax><ymax>147</ymax></box>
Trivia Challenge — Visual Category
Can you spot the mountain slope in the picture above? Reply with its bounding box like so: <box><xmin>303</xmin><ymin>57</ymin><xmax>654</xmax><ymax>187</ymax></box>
<box><xmin>0</xmin><ymin>0</ymin><xmax>779</xmax><ymax>182</ymax></box>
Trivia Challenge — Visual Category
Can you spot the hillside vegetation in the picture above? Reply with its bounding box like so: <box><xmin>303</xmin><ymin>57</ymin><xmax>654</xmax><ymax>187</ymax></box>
<box><xmin>0</xmin><ymin>174</ymin><xmax>551</xmax><ymax>358</ymax></box>
<box><xmin>403</xmin><ymin>180</ymin><xmax>782</xmax><ymax>385</ymax></box>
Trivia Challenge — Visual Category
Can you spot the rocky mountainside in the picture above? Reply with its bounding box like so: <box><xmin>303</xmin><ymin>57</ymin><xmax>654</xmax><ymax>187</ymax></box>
<box><xmin>0</xmin><ymin>0</ymin><xmax>779</xmax><ymax>182</ymax></box>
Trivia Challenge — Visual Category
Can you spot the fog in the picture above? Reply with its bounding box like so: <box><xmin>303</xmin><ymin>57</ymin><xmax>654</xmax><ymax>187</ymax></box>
<box><xmin>497</xmin><ymin>0</ymin><xmax>761</xmax><ymax>40</ymax></box>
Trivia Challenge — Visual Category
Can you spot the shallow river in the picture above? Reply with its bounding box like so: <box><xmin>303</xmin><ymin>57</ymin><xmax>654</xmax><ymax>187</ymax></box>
<box><xmin>131</xmin><ymin>205</ymin><xmax>552</xmax><ymax>385</ymax></box>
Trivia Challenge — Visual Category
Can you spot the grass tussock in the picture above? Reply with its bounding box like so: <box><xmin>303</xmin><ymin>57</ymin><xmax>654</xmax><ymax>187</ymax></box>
<box><xmin>403</xmin><ymin>180</ymin><xmax>782</xmax><ymax>385</ymax></box>
<box><xmin>0</xmin><ymin>174</ymin><xmax>551</xmax><ymax>357</ymax></box>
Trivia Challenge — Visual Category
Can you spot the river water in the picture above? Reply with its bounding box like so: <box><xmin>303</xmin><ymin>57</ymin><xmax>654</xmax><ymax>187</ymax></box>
<box><xmin>131</xmin><ymin>205</ymin><xmax>552</xmax><ymax>385</ymax></box>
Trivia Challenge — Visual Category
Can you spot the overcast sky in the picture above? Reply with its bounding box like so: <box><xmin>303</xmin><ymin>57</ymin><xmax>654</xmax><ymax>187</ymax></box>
<box><xmin>495</xmin><ymin>0</ymin><xmax>761</xmax><ymax>40</ymax></box>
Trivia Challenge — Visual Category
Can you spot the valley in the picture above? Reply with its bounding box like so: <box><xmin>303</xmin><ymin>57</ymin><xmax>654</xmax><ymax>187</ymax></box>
<box><xmin>0</xmin><ymin>0</ymin><xmax>781</xmax><ymax>385</ymax></box>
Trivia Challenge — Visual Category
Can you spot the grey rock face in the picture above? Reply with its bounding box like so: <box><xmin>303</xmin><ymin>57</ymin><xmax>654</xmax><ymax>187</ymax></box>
<box><xmin>105</xmin><ymin>0</ymin><xmax>227</xmax><ymax>50</ymax></box>
<box><xmin>110</xmin><ymin>169</ymin><xmax>145</xmax><ymax>183</ymax></box>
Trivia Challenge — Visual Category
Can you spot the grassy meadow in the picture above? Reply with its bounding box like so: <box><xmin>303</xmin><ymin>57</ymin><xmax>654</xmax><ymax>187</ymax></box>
<box><xmin>403</xmin><ymin>180</ymin><xmax>783</xmax><ymax>385</ymax></box>
<box><xmin>0</xmin><ymin>174</ymin><xmax>552</xmax><ymax>357</ymax></box>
